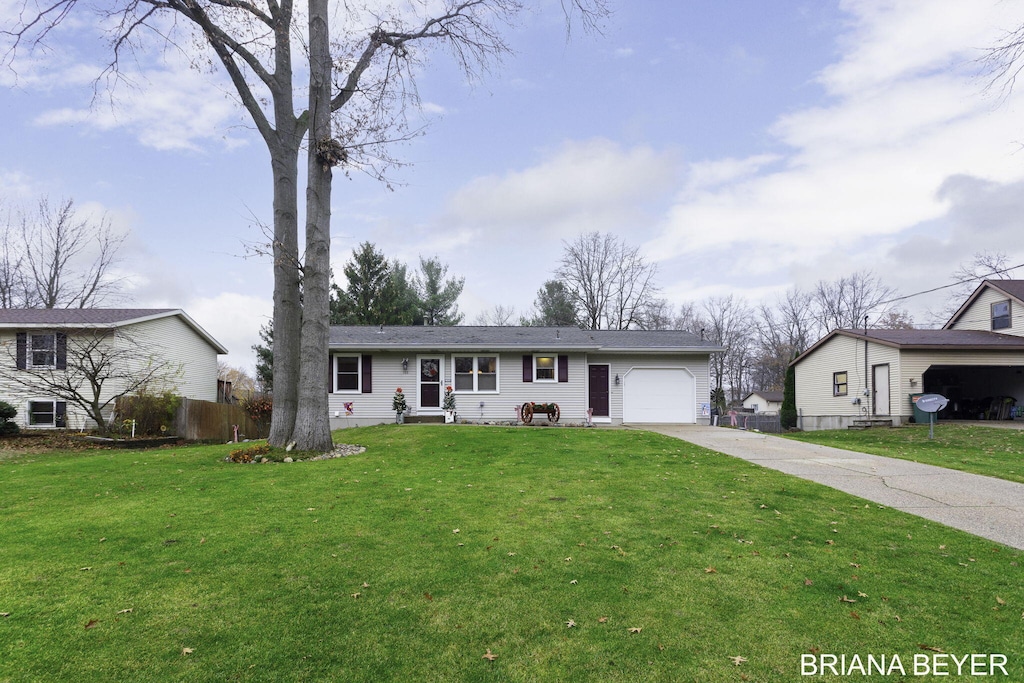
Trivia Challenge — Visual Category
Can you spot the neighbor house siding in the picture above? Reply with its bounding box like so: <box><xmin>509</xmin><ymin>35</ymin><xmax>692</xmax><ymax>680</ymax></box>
<box><xmin>126</xmin><ymin>316</ymin><xmax>220</xmax><ymax>402</ymax></box>
<box><xmin>899</xmin><ymin>348</ymin><xmax>1024</xmax><ymax>417</ymax></box>
<box><xmin>949</xmin><ymin>287</ymin><xmax>1024</xmax><ymax>336</ymax></box>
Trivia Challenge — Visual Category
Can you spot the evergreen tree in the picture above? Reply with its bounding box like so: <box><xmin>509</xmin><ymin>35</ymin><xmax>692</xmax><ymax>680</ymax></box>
<box><xmin>532</xmin><ymin>280</ymin><xmax>579</xmax><ymax>326</ymax></box>
<box><xmin>252</xmin><ymin>323</ymin><xmax>274</xmax><ymax>393</ymax></box>
<box><xmin>781</xmin><ymin>361</ymin><xmax>798</xmax><ymax>430</ymax></box>
<box><xmin>414</xmin><ymin>256</ymin><xmax>464</xmax><ymax>326</ymax></box>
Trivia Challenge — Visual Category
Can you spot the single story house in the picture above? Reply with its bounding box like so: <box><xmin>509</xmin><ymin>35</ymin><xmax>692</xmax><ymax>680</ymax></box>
<box><xmin>327</xmin><ymin>326</ymin><xmax>723</xmax><ymax>428</ymax></box>
<box><xmin>741</xmin><ymin>390</ymin><xmax>784</xmax><ymax>414</ymax></box>
<box><xmin>0</xmin><ymin>308</ymin><xmax>227</xmax><ymax>430</ymax></box>
<box><xmin>791</xmin><ymin>280</ymin><xmax>1024</xmax><ymax>430</ymax></box>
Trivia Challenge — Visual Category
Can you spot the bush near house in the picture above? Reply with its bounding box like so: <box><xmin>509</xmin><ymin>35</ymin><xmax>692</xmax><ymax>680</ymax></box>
<box><xmin>0</xmin><ymin>400</ymin><xmax>19</xmax><ymax>436</ymax></box>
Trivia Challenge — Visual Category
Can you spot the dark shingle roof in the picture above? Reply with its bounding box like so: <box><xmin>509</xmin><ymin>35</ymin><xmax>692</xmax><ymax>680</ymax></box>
<box><xmin>746</xmin><ymin>390</ymin><xmax>784</xmax><ymax>403</ymax></box>
<box><xmin>987</xmin><ymin>280</ymin><xmax>1024</xmax><ymax>302</ymax></box>
<box><xmin>0</xmin><ymin>308</ymin><xmax>178</xmax><ymax>325</ymax></box>
<box><xmin>0</xmin><ymin>308</ymin><xmax>228</xmax><ymax>354</ymax></box>
<box><xmin>792</xmin><ymin>327</ymin><xmax>1024</xmax><ymax>366</ymax></box>
<box><xmin>329</xmin><ymin>326</ymin><xmax>723</xmax><ymax>352</ymax></box>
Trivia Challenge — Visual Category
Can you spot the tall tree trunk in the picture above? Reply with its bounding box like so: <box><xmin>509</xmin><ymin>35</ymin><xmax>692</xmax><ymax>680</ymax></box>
<box><xmin>291</xmin><ymin>0</ymin><xmax>334</xmax><ymax>452</ymax></box>
<box><xmin>267</xmin><ymin>144</ymin><xmax>302</xmax><ymax>447</ymax></box>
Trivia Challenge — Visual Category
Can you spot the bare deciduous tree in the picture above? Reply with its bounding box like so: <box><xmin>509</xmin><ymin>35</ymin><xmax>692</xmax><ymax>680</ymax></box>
<box><xmin>700</xmin><ymin>295</ymin><xmax>753</xmax><ymax>403</ymax></box>
<box><xmin>0</xmin><ymin>197</ymin><xmax>125</xmax><ymax>309</ymax></box>
<box><xmin>474</xmin><ymin>304</ymin><xmax>518</xmax><ymax>326</ymax></box>
<box><xmin>3</xmin><ymin>328</ymin><xmax>179</xmax><ymax>435</ymax></box>
<box><xmin>4</xmin><ymin>0</ymin><xmax>607</xmax><ymax>451</ymax></box>
<box><xmin>556</xmin><ymin>232</ymin><xmax>661</xmax><ymax>330</ymax></box>
<box><xmin>929</xmin><ymin>250</ymin><xmax>1018</xmax><ymax>325</ymax></box>
<box><xmin>812</xmin><ymin>270</ymin><xmax>895</xmax><ymax>332</ymax></box>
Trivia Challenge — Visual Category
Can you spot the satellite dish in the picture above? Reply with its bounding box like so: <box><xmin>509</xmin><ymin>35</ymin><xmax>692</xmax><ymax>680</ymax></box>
<box><xmin>916</xmin><ymin>393</ymin><xmax>949</xmax><ymax>413</ymax></box>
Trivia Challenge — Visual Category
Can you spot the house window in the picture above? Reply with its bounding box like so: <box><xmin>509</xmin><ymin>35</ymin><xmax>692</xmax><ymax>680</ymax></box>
<box><xmin>335</xmin><ymin>356</ymin><xmax>360</xmax><ymax>392</ymax></box>
<box><xmin>833</xmin><ymin>371</ymin><xmax>848</xmax><ymax>397</ymax></box>
<box><xmin>535</xmin><ymin>356</ymin><xmax>556</xmax><ymax>382</ymax></box>
<box><xmin>454</xmin><ymin>356</ymin><xmax>498</xmax><ymax>392</ymax></box>
<box><xmin>28</xmin><ymin>400</ymin><xmax>65</xmax><ymax>428</ymax></box>
<box><xmin>992</xmin><ymin>300</ymin><xmax>1011</xmax><ymax>330</ymax></box>
<box><xmin>30</xmin><ymin>333</ymin><xmax>57</xmax><ymax>368</ymax></box>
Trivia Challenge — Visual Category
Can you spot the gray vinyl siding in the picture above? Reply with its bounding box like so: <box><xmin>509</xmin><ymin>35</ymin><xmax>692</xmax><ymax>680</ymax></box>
<box><xmin>327</xmin><ymin>349</ymin><xmax>713</xmax><ymax>428</ymax></box>
<box><xmin>949</xmin><ymin>288</ymin><xmax>1024</xmax><ymax>336</ymax></box>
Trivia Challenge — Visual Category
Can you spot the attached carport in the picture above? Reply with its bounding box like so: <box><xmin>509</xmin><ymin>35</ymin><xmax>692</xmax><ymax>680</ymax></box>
<box><xmin>922</xmin><ymin>364</ymin><xmax>1024</xmax><ymax>420</ymax></box>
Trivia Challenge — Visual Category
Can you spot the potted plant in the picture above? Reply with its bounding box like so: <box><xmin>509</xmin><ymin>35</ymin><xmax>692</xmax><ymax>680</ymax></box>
<box><xmin>392</xmin><ymin>387</ymin><xmax>407</xmax><ymax>424</ymax></box>
<box><xmin>443</xmin><ymin>385</ymin><xmax>456</xmax><ymax>423</ymax></box>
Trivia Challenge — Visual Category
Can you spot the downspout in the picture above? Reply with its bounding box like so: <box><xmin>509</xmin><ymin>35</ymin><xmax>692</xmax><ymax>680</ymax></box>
<box><xmin>863</xmin><ymin>315</ymin><xmax>870</xmax><ymax>415</ymax></box>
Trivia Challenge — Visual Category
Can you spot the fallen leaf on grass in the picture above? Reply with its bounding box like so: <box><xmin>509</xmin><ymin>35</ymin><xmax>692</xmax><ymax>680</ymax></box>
<box><xmin>0</xmin><ymin>613</ymin><xmax>9</xmax><ymax>618</ymax></box>
<box><xmin>566</xmin><ymin>619</ymin><xmax>576</xmax><ymax>628</ymax></box>
<box><xmin>79</xmin><ymin>567</ymin><xmax>92</xmax><ymax>571</ymax></box>
<box><xmin>99</xmin><ymin>538</ymin><xmax>106</xmax><ymax>543</ymax></box>
<box><xmin>181</xmin><ymin>647</ymin><xmax>194</xmax><ymax>656</ymax></box>
<box><xmin>849</xmin><ymin>563</ymin><xmax>860</xmax><ymax>568</ymax></box>
<box><xmin>996</xmin><ymin>597</ymin><xmax>1006</xmax><ymax>605</ymax></box>
<box><xmin>351</xmin><ymin>593</ymin><xmax>361</xmax><ymax>599</ymax></box>
<box><xmin>804</xmin><ymin>579</ymin><xmax>813</xmax><ymax>586</ymax></box>
<box><xmin>730</xmin><ymin>656</ymin><xmax>747</xmax><ymax>666</ymax></box>
<box><xmin>919</xmin><ymin>644</ymin><xmax>944</xmax><ymax>653</ymax></box>
<box><xmin>850</xmin><ymin>611</ymin><xmax>860</xmax><ymax>620</ymax></box>
<box><xmin>116</xmin><ymin>608</ymin><xmax>133</xmax><ymax>614</ymax></box>
<box><xmin>424</xmin><ymin>593</ymin><xmax>432</xmax><ymax>601</ymax></box>
<box><xmin>857</xmin><ymin>592</ymin><xmax>868</xmax><ymax>598</ymax></box>
<box><xmin>628</xmin><ymin>627</ymin><xmax>642</xmax><ymax>634</ymax></box>
<box><xmin>85</xmin><ymin>619</ymin><xmax>99</xmax><ymax>629</ymax></box>
<box><xmin>704</xmin><ymin>567</ymin><xmax>717</xmax><ymax>574</ymax></box>
<box><xmin>598</xmin><ymin>617</ymin><xmax>608</xmax><ymax>623</ymax></box>
<box><xmin>569</xmin><ymin>579</ymin><xmax>578</xmax><ymax>585</ymax></box>
<box><xmin>482</xmin><ymin>649</ymin><xmax>498</xmax><ymax>662</ymax></box>
<box><xmin>200</xmin><ymin>538</ymin><xmax>206</xmax><ymax>545</ymax></box>
<box><xmin>839</xmin><ymin>596</ymin><xmax>857</xmax><ymax>603</ymax></box>
<box><xmin>362</xmin><ymin>582</ymin><xmax>370</xmax><ymax>588</ymax></box>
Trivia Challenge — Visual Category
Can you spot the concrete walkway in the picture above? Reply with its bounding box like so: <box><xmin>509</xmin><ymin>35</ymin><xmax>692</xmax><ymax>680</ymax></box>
<box><xmin>640</xmin><ymin>426</ymin><xmax>1024</xmax><ymax>550</ymax></box>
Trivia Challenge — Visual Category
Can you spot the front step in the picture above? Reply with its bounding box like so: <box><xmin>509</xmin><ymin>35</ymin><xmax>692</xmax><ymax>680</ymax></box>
<box><xmin>404</xmin><ymin>415</ymin><xmax>445</xmax><ymax>424</ymax></box>
<box><xmin>849</xmin><ymin>418</ymin><xmax>894</xmax><ymax>430</ymax></box>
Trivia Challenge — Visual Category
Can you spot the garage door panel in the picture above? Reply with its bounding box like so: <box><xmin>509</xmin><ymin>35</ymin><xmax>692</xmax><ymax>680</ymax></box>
<box><xmin>623</xmin><ymin>368</ymin><xmax>695</xmax><ymax>423</ymax></box>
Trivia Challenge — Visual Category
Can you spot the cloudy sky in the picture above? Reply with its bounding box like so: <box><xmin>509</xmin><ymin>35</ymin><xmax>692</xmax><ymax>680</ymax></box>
<box><xmin>3</xmin><ymin>0</ymin><xmax>1024</xmax><ymax>372</ymax></box>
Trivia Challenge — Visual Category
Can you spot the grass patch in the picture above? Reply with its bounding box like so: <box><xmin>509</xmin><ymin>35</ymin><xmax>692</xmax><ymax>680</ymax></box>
<box><xmin>785</xmin><ymin>424</ymin><xmax>1024</xmax><ymax>484</ymax></box>
<box><xmin>1</xmin><ymin>426</ymin><xmax>1021</xmax><ymax>681</ymax></box>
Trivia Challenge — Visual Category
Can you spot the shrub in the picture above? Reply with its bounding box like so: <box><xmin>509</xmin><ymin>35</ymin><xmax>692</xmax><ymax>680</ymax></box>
<box><xmin>229</xmin><ymin>443</ymin><xmax>272</xmax><ymax>463</ymax></box>
<box><xmin>240</xmin><ymin>395</ymin><xmax>273</xmax><ymax>438</ymax></box>
<box><xmin>781</xmin><ymin>363</ymin><xmax>798</xmax><ymax>430</ymax></box>
<box><xmin>117</xmin><ymin>390</ymin><xmax>181</xmax><ymax>437</ymax></box>
<box><xmin>0</xmin><ymin>400</ymin><xmax>19</xmax><ymax>436</ymax></box>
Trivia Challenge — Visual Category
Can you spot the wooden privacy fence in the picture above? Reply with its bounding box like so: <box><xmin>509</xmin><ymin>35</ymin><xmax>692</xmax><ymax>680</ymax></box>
<box><xmin>174</xmin><ymin>398</ymin><xmax>263</xmax><ymax>442</ymax></box>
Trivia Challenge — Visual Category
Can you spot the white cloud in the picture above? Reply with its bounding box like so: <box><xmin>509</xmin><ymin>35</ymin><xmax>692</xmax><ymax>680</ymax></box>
<box><xmin>179</xmin><ymin>293</ymin><xmax>271</xmax><ymax>373</ymax></box>
<box><xmin>644</xmin><ymin>0</ymin><xmax>1024</xmax><ymax>285</ymax></box>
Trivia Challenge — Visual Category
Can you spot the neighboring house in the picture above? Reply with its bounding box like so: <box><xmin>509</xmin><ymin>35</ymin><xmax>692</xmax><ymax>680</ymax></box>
<box><xmin>791</xmin><ymin>280</ymin><xmax>1024</xmax><ymax>430</ymax></box>
<box><xmin>0</xmin><ymin>309</ymin><xmax>227</xmax><ymax>430</ymax></box>
<box><xmin>327</xmin><ymin>326</ymin><xmax>723</xmax><ymax>428</ymax></box>
<box><xmin>742</xmin><ymin>390</ymin><xmax>784</xmax><ymax>414</ymax></box>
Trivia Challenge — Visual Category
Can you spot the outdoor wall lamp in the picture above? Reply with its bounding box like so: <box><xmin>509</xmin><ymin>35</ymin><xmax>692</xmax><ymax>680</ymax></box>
<box><xmin>402</xmin><ymin>358</ymin><xmax>409</xmax><ymax>372</ymax></box>
<box><xmin>614</xmin><ymin>374</ymin><xmax>620</xmax><ymax>385</ymax></box>
<box><xmin>909</xmin><ymin>377</ymin><xmax>917</xmax><ymax>386</ymax></box>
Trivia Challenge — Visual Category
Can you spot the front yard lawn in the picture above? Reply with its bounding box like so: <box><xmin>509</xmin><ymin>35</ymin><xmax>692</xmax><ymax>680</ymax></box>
<box><xmin>785</xmin><ymin>423</ymin><xmax>1024</xmax><ymax>485</ymax></box>
<box><xmin>1</xmin><ymin>426</ymin><xmax>1021</xmax><ymax>682</ymax></box>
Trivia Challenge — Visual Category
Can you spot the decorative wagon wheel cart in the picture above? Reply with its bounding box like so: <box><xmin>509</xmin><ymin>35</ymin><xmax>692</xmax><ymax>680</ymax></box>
<box><xmin>521</xmin><ymin>402</ymin><xmax>560</xmax><ymax>424</ymax></box>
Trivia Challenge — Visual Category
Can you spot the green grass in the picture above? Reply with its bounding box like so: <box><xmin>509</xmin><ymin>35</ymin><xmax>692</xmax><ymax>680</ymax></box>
<box><xmin>785</xmin><ymin>423</ymin><xmax>1024</xmax><ymax>485</ymax></box>
<box><xmin>1</xmin><ymin>426</ymin><xmax>1021</xmax><ymax>682</ymax></box>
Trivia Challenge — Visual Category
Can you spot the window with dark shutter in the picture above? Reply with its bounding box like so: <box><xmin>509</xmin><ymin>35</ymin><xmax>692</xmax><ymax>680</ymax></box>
<box><xmin>557</xmin><ymin>355</ymin><xmax>569</xmax><ymax>383</ymax></box>
<box><xmin>55</xmin><ymin>401</ymin><xmax>67</xmax><ymax>428</ymax></box>
<box><xmin>16</xmin><ymin>333</ymin><xmax>26</xmax><ymax>370</ymax></box>
<box><xmin>522</xmin><ymin>355</ymin><xmax>533</xmax><ymax>382</ymax></box>
<box><xmin>56</xmin><ymin>333</ymin><xmax>67</xmax><ymax>370</ymax></box>
<box><xmin>361</xmin><ymin>355</ymin><xmax>372</xmax><ymax>393</ymax></box>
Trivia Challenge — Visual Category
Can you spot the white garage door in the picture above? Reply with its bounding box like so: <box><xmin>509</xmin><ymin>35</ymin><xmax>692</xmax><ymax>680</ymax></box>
<box><xmin>623</xmin><ymin>368</ymin><xmax>696</xmax><ymax>424</ymax></box>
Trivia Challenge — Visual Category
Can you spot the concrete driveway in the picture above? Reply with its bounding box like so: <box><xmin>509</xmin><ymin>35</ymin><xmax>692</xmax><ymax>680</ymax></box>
<box><xmin>640</xmin><ymin>425</ymin><xmax>1024</xmax><ymax>550</ymax></box>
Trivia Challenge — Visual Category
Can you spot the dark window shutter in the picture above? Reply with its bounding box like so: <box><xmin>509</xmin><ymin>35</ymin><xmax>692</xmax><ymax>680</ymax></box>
<box><xmin>16</xmin><ymin>333</ymin><xmax>26</xmax><ymax>370</ymax></box>
<box><xmin>56</xmin><ymin>333</ymin><xmax>67</xmax><ymax>370</ymax></box>
<box><xmin>361</xmin><ymin>355</ymin><xmax>372</xmax><ymax>393</ymax></box>
<box><xmin>522</xmin><ymin>355</ymin><xmax>533</xmax><ymax>383</ymax></box>
<box><xmin>55</xmin><ymin>401</ymin><xmax>67</xmax><ymax>428</ymax></box>
<box><xmin>327</xmin><ymin>354</ymin><xmax>334</xmax><ymax>393</ymax></box>
<box><xmin>558</xmin><ymin>355</ymin><xmax>569</xmax><ymax>383</ymax></box>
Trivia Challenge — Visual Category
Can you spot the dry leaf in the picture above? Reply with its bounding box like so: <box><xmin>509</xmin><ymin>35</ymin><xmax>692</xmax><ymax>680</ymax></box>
<box><xmin>84</xmin><ymin>619</ymin><xmax>99</xmax><ymax>629</ymax></box>
<box><xmin>200</xmin><ymin>538</ymin><xmax>206</xmax><ymax>545</ymax></box>
<box><xmin>598</xmin><ymin>617</ymin><xmax>608</xmax><ymax>623</ymax></box>
<box><xmin>181</xmin><ymin>647</ymin><xmax>194</xmax><ymax>656</ymax></box>
<box><xmin>570</xmin><ymin>579</ymin><xmax>578</xmax><ymax>585</ymax></box>
<box><xmin>825</xmin><ymin>540</ymin><xmax>835</xmax><ymax>545</ymax></box>
<box><xmin>628</xmin><ymin>627</ymin><xmax>642</xmax><ymax>634</ymax></box>
<box><xmin>99</xmin><ymin>538</ymin><xmax>106</xmax><ymax>543</ymax></box>
<box><xmin>730</xmin><ymin>656</ymin><xmax>747</xmax><ymax>666</ymax></box>
<box><xmin>424</xmin><ymin>593</ymin><xmax>432</xmax><ymax>601</ymax></box>
<box><xmin>508</xmin><ymin>552</ymin><xmax>516</xmax><ymax>556</ymax></box>
<box><xmin>566</xmin><ymin>619</ymin><xmax>576</xmax><ymax>628</ymax></box>
<box><xmin>996</xmin><ymin>597</ymin><xmax>1006</xmax><ymax>605</ymax></box>
<box><xmin>858</xmin><ymin>592</ymin><xmax>868</xmax><ymax>598</ymax></box>
<box><xmin>919</xmin><ymin>644</ymin><xmax>944</xmax><ymax>653</ymax></box>
<box><xmin>79</xmin><ymin>567</ymin><xmax>92</xmax><ymax>571</ymax></box>
<box><xmin>351</xmin><ymin>592</ymin><xmax>361</xmax><ymax>599</ymax></box>
<box><xmin>0</xmin><ymin>613</ymin><xmax>9</xmax><ymax>618</ymax></box>
<box><xmin>895</xmin><ymin>615</ymin><xmax>902</xmax><ymax>622</ymax></box>
<box><xmin>453</xmin><ymin>529</ymin><xmax>460</xmax><ymax>534</ymax></box>
<box><xmin>850</xmin><ymin>611</ymin><xmax>860</xmax><ymax>620</ymax></box>
<box><xmin>840</xmin><ymin>596</ymin><xmax>857</xmax><ymax>603</ymax></box>
<box><xmin>849</xmin><ymin>563</ymin><xmax>860</xmax><ymax>568</ymax></box>
<box><xmin>564</xmin><ymin>557</ymin><xmax>572</xmax><ymax>562</ymax></box>
<box><xmin>117</xmin><ymin>608</ymin><xmax>133</xmax><ymax>614</ymax></box>
<box><xmin>704</xmin><ymin>567</ymin><xmax>717</xmax><ymax>574</ymax></box>
<box><xmin>482</xmin><ymin>649</ymin><xmax>498</xmax><ymax>662</ymax></box>
<box><xmin>804</xmin><ymin>579</ymin><xmax>813</xmax><ymax>586</ymax></box>
<box><xmin>362</xmin><ymin>582</ymin><xmax>370</xmax><ymax>588</ymax></box>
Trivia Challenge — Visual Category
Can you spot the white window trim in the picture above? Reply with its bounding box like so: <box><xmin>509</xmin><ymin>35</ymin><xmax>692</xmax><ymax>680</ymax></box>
<box><xmin>452</xmin><ymin>355</ymin><xmax>500</xmax><ymax>394</ymax></box>
<box><xmin>533</xmin><ymin>354</ymin><xmax>558</xmax><ymax>383</ymax></box>
<box><xmin>333</xmin><ymin>354</ymin><xmax>361</xmax><ymax>394</ymax></box>
<box><xmin>26</xmin><ymin>399</ymin><xmax>60</xmax><ymax>428</ymax></box>
<box><xmin>28</xmin><ymin>332</ymin><xmax>58</xmax><ymax>369</ymax></box>
<box><xmin>417</xmin><ymin>355</ymin><xmax>445</xmax><ymax>413</ymax></box>
<box><xmin>992</xmin><ymin>300</ymin><xmax>1011</xmax><ymax>330</ymax></box>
